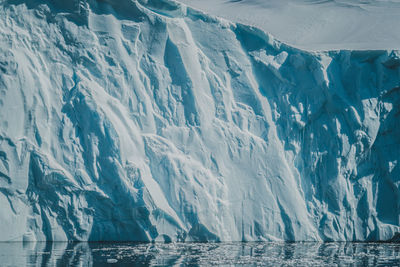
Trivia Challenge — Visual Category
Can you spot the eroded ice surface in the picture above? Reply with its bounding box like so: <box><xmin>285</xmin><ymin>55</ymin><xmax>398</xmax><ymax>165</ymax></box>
<box><xmin>0</xmin><ymin>0</ymin><xmax>399</xmax><ymax>242</ymax></box>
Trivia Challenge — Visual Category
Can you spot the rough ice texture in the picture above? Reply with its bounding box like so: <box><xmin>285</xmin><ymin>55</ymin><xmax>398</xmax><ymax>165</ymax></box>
<box><xmin>0</xmin><ymin>0</ymin><xmax>399</xmax><ymax>242</ymax></box>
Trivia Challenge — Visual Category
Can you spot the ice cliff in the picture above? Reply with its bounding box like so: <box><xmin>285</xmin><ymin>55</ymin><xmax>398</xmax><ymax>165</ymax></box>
<box><xmin>0</xmin><ymin>0</ymin><xmax>400</xmax><ymax>242</ymax></box>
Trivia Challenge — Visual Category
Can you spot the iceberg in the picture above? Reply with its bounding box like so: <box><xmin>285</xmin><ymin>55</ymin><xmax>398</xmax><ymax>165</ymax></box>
<box><xmin>0</xmin><ymin>0</ymin><xmax>399</xmax><ymax>241</ymax></box>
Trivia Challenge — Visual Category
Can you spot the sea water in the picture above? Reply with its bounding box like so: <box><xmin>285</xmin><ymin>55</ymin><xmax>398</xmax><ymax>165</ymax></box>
<box><xmin>0</xmin><ymin>242</ymin><xmax>399</xmax><ymax>266</ymax></box>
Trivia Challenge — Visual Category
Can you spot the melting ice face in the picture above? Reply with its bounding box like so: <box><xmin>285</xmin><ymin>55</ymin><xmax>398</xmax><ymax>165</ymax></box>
<box><xmin>0</xmin><ymin>0</ymin><xmax>399</xmax><ymax>242</ymax></box>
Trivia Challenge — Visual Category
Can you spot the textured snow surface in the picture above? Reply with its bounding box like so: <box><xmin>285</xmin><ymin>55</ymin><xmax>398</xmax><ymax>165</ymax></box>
<box><xmin>178</xmin><ymin>0</ymin><xmax>400</xmax><ymax>51</ymax></box>
<box><xmin>0</xmin><ymin>0</ymin><xmax>400</xmax><ymax>242</ymax></box>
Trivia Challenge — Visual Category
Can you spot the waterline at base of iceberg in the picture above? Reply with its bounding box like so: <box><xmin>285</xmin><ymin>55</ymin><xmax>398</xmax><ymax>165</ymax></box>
<box><xmin>1</xmin><ymin>241</ymin><xmax>400</xmax><ymax>266</ymax></box>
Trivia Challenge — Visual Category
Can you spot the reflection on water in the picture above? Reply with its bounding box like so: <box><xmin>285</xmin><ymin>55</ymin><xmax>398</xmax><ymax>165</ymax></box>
<box><xmin>1</xmin><ymin>242</ymin><xmax>400</xmax><ymax>266</ymax></box>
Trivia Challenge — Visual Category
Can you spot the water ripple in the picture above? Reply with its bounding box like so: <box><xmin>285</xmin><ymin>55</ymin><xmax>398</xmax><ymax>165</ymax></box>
<box><xmin>1</xmin><ymin>242</ymin><xmax>400</xmax><ymax>266</ymax></box>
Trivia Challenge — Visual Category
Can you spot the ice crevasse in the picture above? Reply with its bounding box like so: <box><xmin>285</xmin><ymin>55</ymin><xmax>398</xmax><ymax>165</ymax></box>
<box><xmin>0</xmin><ymin>0</ymin><xmax>400</xmax><ymax>242</ymax></box>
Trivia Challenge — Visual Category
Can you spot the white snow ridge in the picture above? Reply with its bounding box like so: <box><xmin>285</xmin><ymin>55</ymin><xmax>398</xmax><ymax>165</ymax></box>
<box><xmin>0</xmin><ymin>0</ymin><xmax>399</xmax><ymax>242</ymax></box>
<box><xmin>178</xmin><ymin>0</ymin><xmax>400</xmax><ymax>51</ymax></box>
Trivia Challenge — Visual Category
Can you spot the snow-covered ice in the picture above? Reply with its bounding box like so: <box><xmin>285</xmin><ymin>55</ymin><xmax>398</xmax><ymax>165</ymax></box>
<box><xmin>0</xmin><ymin>0</ymin><xmax>399</xmax><ymax>242</ymax></box>
<box><xmin>178</xmin><ymin>0</ymin><xmax>400</xmax><ymax>51</ymax></box>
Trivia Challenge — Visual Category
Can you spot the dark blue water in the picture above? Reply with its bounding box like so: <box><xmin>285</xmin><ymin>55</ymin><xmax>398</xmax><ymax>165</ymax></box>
<box><xmin>1</xmin><ymin>242</ymin><xmax>400</xmax><ymax>266</ymax></box>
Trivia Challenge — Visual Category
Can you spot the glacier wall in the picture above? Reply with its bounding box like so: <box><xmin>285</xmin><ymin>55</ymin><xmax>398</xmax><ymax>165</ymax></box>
<box><xmin>0</xmin><ymin>0</ymin><xmax>400</xmax><ymax>242</ymax></box>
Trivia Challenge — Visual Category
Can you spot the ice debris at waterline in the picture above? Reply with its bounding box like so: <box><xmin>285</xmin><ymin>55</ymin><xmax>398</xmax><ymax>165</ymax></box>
<box><xmin>0</xmin><ymin>0</ymin><xmax>399</xmax><ymax>242</ymax></box>
<box><xmin>2</xmin><ymin>242</ymin><xmax>400</xmax><ymax>266</ymax></box>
